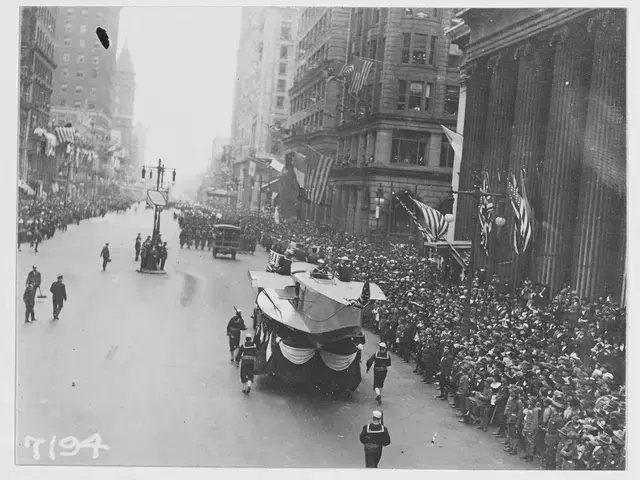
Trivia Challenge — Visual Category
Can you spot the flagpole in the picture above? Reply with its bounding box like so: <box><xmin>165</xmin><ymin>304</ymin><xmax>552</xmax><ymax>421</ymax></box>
<box><xmin>341</xmin><ymin>8</ymin><xmax>353</xmax><ymax>126</ymax></box>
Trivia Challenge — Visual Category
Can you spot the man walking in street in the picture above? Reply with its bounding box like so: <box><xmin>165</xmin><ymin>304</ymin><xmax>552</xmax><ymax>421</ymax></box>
<box><xmin>23</xmin><ymin>282</ymin><xmax>37</xmax><ymax>323</ymax></box>
<box><xmin>50</xmin><ymin>275</ymin><xmax>67</xmax><ymax>320</ymax></box>
<box><xmin>100</xmin><ymin>242</ymin><xmax>111</xmax><ymax>271</ymax></box>
<box><xmin>227</xmin><ymin>309</ymin><xmax>247</xmax><ymax>362</ymax></box>
<box><xmin>159</xmin><ymin>242</ymin><xmax>168</xmax><ymax>270</ymax></box>
<box><xmin>235</xmin><ymin>333</ymin><xmax>257</xmax><ymax>395</ymax></box>
<box><xmin>359</xmin><ymin>411</ymin><xmax>391</xmax><ymax>468</ymax></box>
<box><xmin>134</xmin><ymin>233</ymin><xmax>142</xmax><ymax>261</ymax></box>
<box><xmin>26</xmin><ymin>265</ymin><xmax>41</xmax><ymax>292</ymax></box>
<box><xmin>366</xmin><ymin>342</ymin><xmax>391</xmax><ymax>405</ymax></box>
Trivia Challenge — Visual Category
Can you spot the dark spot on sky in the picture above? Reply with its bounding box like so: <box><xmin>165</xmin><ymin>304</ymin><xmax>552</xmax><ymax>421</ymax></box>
<box><xmin>96</xmin><ymin>27</ymin><xmax>110</xmax><ymax>49</ymax></box>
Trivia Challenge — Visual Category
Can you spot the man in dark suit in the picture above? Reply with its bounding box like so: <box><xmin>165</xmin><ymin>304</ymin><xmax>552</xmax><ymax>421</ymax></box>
<box><xmin>23</xmin><ymin>282</ymin><xmax>37</xmax><ymax>323</ymax></box>
<box><xmin>50</xmin><ymin>275</ymin><xmax>67</xmax><ymax>320</ymax></box>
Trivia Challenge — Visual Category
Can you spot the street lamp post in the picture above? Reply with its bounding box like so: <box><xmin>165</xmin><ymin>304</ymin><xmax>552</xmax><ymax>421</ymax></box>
<box><xmin>450</xmin><ymin>180</ymin><xmax>506</xmax><ymax>337</ymax></box>
<box><xmin>141</xmin><ymin>159</ymin><xmax>176</xmax><ymax>241</ymax></box>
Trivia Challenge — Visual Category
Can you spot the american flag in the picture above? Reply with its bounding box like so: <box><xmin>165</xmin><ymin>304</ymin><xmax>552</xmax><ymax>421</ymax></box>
<box><xmin>350</xmin><ymin>280</ymin><xmax>370</xmax><ymax>308</ymax></box>
<box><xmin>338</xmin><ymin>63</ymin><xmax>355</xmax><ymax>78</ymax></box>
<box><xmin>55</xmin><ymin>127</ymin><xmax>76</xmax><ymax>144</ymax></box>
<box><xmin>478</xmin><ymin>171</ymin><xmax>495</xmax><ymax>254</ymax></box>
<box><xmin>410</xmin><ymin>197</ymin><xmax>449</xmax><ymax>242</ymax></box>
<box><xmin>507</xmin><ymin>171</ymin><xmax>532</xmax><ymax>254</ymax></box>
<box><xmin>397</xmin><ymin>197</ymin><xmax>433</xmax><ymax>239</ymax></box>
<box><xmin>303</xmin><ymin>146</ymin><xmax>334</xmax><ymax>204</ymax></box>
<box><xmin>348</xmin><ymin>58</ymin><xmax>374</xmax><ymax>95</ymax></box>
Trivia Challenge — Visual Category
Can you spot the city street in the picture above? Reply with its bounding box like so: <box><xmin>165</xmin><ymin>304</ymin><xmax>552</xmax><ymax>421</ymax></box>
<box><xmin>16</xmin><ymin>207</ymin><xmax>534</xmax><ymax>469</ymax></box>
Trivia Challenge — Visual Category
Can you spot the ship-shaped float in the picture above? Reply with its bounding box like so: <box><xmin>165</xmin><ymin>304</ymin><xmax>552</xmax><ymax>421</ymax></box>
<box><xmin>247</xmin><ymin>252</ymin><xmax>387</xmax><ymax>393</ymax></box>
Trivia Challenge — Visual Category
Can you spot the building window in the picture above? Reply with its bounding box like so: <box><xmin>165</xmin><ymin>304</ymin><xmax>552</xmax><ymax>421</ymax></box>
<box><xmin>280</xmin><ymin>21</ymin><xmax>292</xmax><ymax>40</ymax></box>
<box><xmin>75</xmin><ymin>85</ymin><xmax>83</xmax><ymax>94</ymax></box>
<box><xmin>64</xmin><ymin>37</ymin><xmax>71</xmax><ymax>46</ymax></box>
<box><xmin>444</xmin><ymin>86</ymin><xmax>460</xmax><ymax>115</ymax></box>
<box><xmin>88</xmin><ymin>102</ymin><xmax>95</xmax><ymax>110</ymax></box>
<box><xmin>62</xmin><ymin>53</ymin><xmax>70</xmax><ymax>62</ymax></box>
<box><xmin>61</xmin><ymin>67</ymin><xmax>69</xmax><ymax>77</ymax></box>
<box><xmin>440</xmin><ymin>135</ymin><xmax>455</xmax><ymax>167</ymax></box>
<box><xmin>379</xmin><ymin>37</ymin><xmax>386</xmax><ymax>61</ymax></box>
<box><xmin>408</xmin><ymin>82</ymin><xmax>424</xmax><ymax>111</ymax></box>
<box><xmin>60</xmin><ymin>84</ymin><xmax>68</xmax><ymax>94</ymax></box>
<box><xmin>91</xmin><ymin>87</ymin><xmax>97</xmax><ymax>97</ymax></box>
<box><xmin>412</xmin><ymin>34</ymin><xmax>428</xmax><ymax>65</ymax></box>
<box><xmin>76</xmin><ymin>69</ymin><xmax>84</xmax><ymax>78</ymax></box>
<box><xmin>92</xmin><ymin>68</ymin><xmax>99</xmax><ymax>79</ymax></box>
<box><xmin>277</xmin><ymin>79</ymin><xmax>286</xmax><ymax>92</ymax></box>
<box><xmin>80</xmin><ymin>24</ymin><xmax>87</xmax><ymax>34</ymax></box>
<box><xmin>369</xmin><ymin>40</ymin><xmax>377</xmax><ymax>60</ymax></box>
<box><xmin>77</xmin><ymin>54</ymin><xmax>84</xmax><ymax>63</ymax></box>
<box><xmin>280</xmin><ymin>46</ymin><xmax>288</xmax><ymax>58</ymax></box>
<box><xmin>92</xmin><ymin>56</ymin><xmax>100</xmax><ymax>65</ymax></box>
<box><xmin>425</xmin><ymin>83</ymin><xmax>433</xmax><ymax>110</ymax></box>
<box><xmin>80</xmin><ymin>39</ymin><xmax>85</xmax><ymax>48</ymax></box>
<box><xmin>59</xmin><ymin>98</ymin><xmax>66</xmax><ymax>107</ymax></box>
<box><xmin>278</xmin><ymin>62</ymin><xmax>287</xmax><ymax>75</ymax></box>
<box><xmin>94</xmin><ymin>39</ymin><xmax>101</xmax><ymax>48</ymax></box>
<box><xmin>276</xmin><ymin>96</ymin><xmax>285</xmax><ymax>108</ymax></box>
<box><xmin>74</xmin><ymin>100</ymin><xmax>82</xmax><ymax>108</ymax></box>
<box><xmin>391</xmin><ymin>130</ymin><xmax>430</xmax><ymax>165</ymax></box>
<box><xmin>396</xmin><ymin>80</ymin><xmax>407</xmax><ymax>111</ymax></box>
<box><xmin>82</xmin><ymin>8</ymin><xmax>88</xmax><ymax>16</ymax></box>
<box><xmin>373</xmin><ymin>8</ymin><xmax>381</xmax><ymax>24</ymax></box>
<box><xmin>67</xmin><ymin>8</ymin><xmax>73</xmax><ymax>15</ymax></box>
<box><xmin>65</xmin><ymin>24</ymin><xmax>72</xmax><ymax>34</ymax></box>
<box><xmin>401</xmin><ymin>33</ymin><xmax>411</xmax><ymax>64</ymax></box>
<box><xmin>429</xmin><ymin>36</ymin><xmax>438</xmax><ymax>65</ymax></box>
<box><xmin>96</xmin><ymin>11</ymin><xmax>103</xmax><ymax>18</ymax></box>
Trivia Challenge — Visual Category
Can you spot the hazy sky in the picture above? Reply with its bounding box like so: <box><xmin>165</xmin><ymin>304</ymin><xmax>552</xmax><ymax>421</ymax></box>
<box><xmin>117</xmin><ymin>7</ymin><xmax>241</xmax><ymax>178</ymax></box>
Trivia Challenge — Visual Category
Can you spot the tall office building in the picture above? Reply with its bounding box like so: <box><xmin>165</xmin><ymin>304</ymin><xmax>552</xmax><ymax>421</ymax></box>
<box><xmin>111</xmin><ymin>40</ymin><xmax>136</xmax><ymax>173</ymax></box>
<box><xmin>50</xmin><ymin>6</ymin><xmax>122</xmax><ymax>137</ymax></box>
<box><xmin>19</xmin><ymin>6</ymin><xmax>58</xmax><ymax>182</ymax></box>
<box><xmin>229</xmin><ymin>7</ymin><xmax>299</xmax><ymax>208</ymax></box>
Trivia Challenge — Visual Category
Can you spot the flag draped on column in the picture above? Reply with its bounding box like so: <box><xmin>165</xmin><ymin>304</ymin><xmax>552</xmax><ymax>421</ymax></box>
<box><xmin>507</xmin><ymin>169</ymin><xmax>533</xmax><ymax>254</ymax></box>
<box><xmin>478</xmin><ymin>171</ymin><xmax>495</xmax><ymax>255</ymax></box>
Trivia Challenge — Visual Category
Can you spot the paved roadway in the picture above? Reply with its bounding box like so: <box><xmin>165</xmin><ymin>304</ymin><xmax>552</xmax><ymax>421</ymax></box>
<box><xmin>15</xmin><ymin>207</ymin><xmax>535</xmax><ymax>469</ymax></box>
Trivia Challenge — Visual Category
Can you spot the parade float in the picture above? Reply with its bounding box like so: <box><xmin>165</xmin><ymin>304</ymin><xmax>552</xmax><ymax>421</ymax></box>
<box><xmin>247</xmin><ymin>253</ymin><xmax>387</xmax><ymax>393</ymax></box>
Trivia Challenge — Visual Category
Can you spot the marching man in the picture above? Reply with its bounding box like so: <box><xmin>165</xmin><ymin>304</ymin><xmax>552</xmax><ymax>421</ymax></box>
<box><xmin>226</xmin><ymin>308</ymin><xmax>247</xmax><ymax>362</ymax></box>
<box><xmin>235</xmin><ymin>333</ymin><xmax>257</xmax><ymax>395</ymax></box>
<box><xmin>359</xmin><ymin>410</ymin><xmax>391</xmax><ymax>468</ymax></box>
<box><xmin>366</xmin><ymin>342</ymin><xmax>392</xmax><ymax>405</ymax></box>
<box><xmin>100</xmin><ymin>242</ymin><xmax>111</xmax><ymax>271</ymax></box>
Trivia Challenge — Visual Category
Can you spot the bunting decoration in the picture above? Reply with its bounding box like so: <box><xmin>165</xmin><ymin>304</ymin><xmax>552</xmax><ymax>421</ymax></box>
<box><xmin>299</xmin><ymin>145</ymin><xmax>334</xmax><ymax>205</ymax></box>
<box><xmin>348</xmin><ymin>57</ymin><xmax>374</xmax><ymax>95</ymax></box>
<box><xmin>410</xmin><ymin>197</ymin><xmax>449</xmax><ymax>242</ymax></box>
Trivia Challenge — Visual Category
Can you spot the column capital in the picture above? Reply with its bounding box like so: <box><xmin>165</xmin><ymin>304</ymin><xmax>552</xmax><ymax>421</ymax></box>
<box><xmin>459</xmin><ymin>59</ymin><xmax>486</xmax><ymax>84</ymax></box>
<box><xmin>587</xmin><ymin>9</ymin><xmax>624</xmax><ymax>36</ymax></box>
<box><xmin>548</xmin><ymin>25</ymin><xmax>571</xmax><ymax>47</ymax></box>
<box><xmin>486</xmin><ymin>51</ymin><xmax>508</xmax><ymax>76</ymax></box>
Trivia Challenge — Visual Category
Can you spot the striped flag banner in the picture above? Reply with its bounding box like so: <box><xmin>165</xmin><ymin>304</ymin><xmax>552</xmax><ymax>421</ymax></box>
<box><xmin>55</xmin><ymin>127</ymin><xmax>75</xmax><ymax>144</ymax></box>
<box><xmin>302</xmin><ymin>145</ymin><xmax>334</xmax><ymax>205</ymax></box>
<box><xmin>348</xmin><ymin>58</ymin><xmax>374</xmax><ymax>95</ymax></box>
<box><xmin>410</xmin><ymin>197</ymin><xmax>449</xmax><ymax>242</ymax></box>
<box><xmin>519</xmin><ymin>167</ymin><xmax>534</xmax><ymax>249</ymax></box>
<box><xmin>507</xmin><ymin>172</ymin><xmax>532</xmax><ymax>254</ymax></box>
<box><xmin>396</xmin><ymin>196</ymin><xmax>434</xmax><ymax>241</ymax></box>
<box><xmin>478</xmin><ymin>171</ymin><xmax>495</xmax><ymax>255</ymax></box>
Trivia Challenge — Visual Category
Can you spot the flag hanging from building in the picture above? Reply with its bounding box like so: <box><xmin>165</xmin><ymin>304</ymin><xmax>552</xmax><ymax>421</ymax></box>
<box><xmin>507</xmin><ymin>172</ymin><xmax>532</xmax><ymax>254</ymax></box>
<box><xmin>55</xmin><ymin>127</ymin><xmax>75</xmax><ymax>144</ymax></box>
<box><xmin>348</xmin><ymin>58</ymin><xmax>374</xmax><ymax>95</ymax></box>
<box><xmin>327</xmin><ymin>63</ymin><xmax>355</xmax><ymax>83</ymax></box>
<box><xmin>519</xmin><ymin>167</ymin><xmax>534</xmax><ymax>248</ymax></box>
<box><xmin>410</xmin><ymin>197</ymin><xmax>449</xmax><ymax>242</ymax></box>
<box><xmin>302</xmin><ymin>145</ymin><xmax>334</xmax><ymax>204</ymax></box>
<box><xmin>441</xmin><ymin>125</ymin><xmax>463</xmax><ymax>159</ymax></box>
<box><xmin>396</xmin><ymin>196</ymin><xmax>436</xmax><ymax>241</ymax></box>
<box><xmin>350</xmin><ymin>280</ymin><xmax>370</xmax><ymax>308</ymax></box>
<box><xmin>478</xmin><ymin>170</ymin><xmax>495</xmax><ymax>255</ymax></box>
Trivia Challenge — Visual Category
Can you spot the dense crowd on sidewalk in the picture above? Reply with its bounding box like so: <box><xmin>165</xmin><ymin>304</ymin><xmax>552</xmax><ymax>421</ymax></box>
<box><xmin>225</xmin><ymin>210</ymin><xmax>626</xmax><ymax>471</ymax></box>
<box><xmin>17</xmin><ymin>195</ymin><xmax>134</xmax><ymax>251</ymax></box>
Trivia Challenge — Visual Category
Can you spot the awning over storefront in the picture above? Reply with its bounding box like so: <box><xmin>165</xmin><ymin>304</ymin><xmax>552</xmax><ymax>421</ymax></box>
<box><xmin>55</xmin><ymin>127</ymin><xmax>76</xmax><ymax>144</ymax></box>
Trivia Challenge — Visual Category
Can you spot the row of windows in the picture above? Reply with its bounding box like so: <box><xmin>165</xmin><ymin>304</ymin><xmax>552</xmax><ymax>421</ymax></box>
<box><xmin>275</xmin><ymin>96</ymin><xmax>286</xmax><ymax>109</ymax></box>
<box><xmin>33</xmin><ymin>56</ymin><xmax>53</xmax><ymax>87</ymax></box>
<box><xmin>61</xmin><ymin>53</ymin><xmax>100</xmax><ymax>65</ymax></box>
<box><xmin>299</xmin><ymin>7</ymin><xmax>324</xmax><ymax>32</ymax></box>
<box><xmin>290</xmin><ymin>110</ymin><xmax>325</xmax><ymax>134</ymax></box>
<box><xmin>297</xmin><ymin>10</ymin><xmax>331</xmax><ymax>58</ymax></box>
<box><xmin>338</xmin><ymin>130</ymin><xmax>453</xmax><ymax>167</ymax></box>
<box><xmin>290</xmin><ymin>79</ymin><xmax>326</xmax><ymax>114</ymax></box>
<box><xmin>34</xmin><ymin>25</ymin><xmax>55</xmax><ymax>59</ymax></box>
<box><xmin>59</xmin><ymin>98</ymin><xmax>97</xmax><ymax>110</ymax></box>
<box><xmin>280</xmin><ymin>20</ymin><xmax>292</xmax><ymax>41</ymax></box>
<box><xmin>294</xmin><ymin>43</ymin><xmax>329</xmax><ymax>84</ymax></box>
<box><xmin>63</xmin><ymin>37</ymin><xmax>102</xmax><ymax>49</ymax></box>
<box><xmin>395</xmin><ymin>80</ymin><xmax>459</xmax><ymax>115</ymax></box>
<box><xmin>401</xmin><ymin>33</ymin><xmax>438</xmax><ymax>66</ymax></box>
<box><xmin>64</xmin><ymin>23</ymin><xmax>91</xmax><ymax>35</ymax></box>
<box><xmin>59</xmin><ymin>84</ymin><xmax>98</xmax><ymax>97</ymax></box>
<box><xmin>279</xmin><ymin>46</ymin><xmax>289</xmax><ymax>59</ymax></box>
<box><xmin>67</xmin><ymin>8</ymin><xmax>103</xmax><ymax>18</ymax></box>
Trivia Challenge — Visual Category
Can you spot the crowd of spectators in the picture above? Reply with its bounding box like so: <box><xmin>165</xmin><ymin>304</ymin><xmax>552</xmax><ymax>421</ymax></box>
<box><xmin>18</xmin><ymin>195</ymin><xmax>135</xmax><ymax>251</ymax></box>
<box><xmin>232</xmin><ymin>211</ymin><xmax>626</xmax><ymax>471</ymax></box>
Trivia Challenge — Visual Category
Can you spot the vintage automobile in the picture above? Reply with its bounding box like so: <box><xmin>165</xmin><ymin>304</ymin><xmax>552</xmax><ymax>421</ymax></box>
<box><xmin>212</xmin><ymin>224</ymin><xmax>241</xmax><ymax>260</ymax></box>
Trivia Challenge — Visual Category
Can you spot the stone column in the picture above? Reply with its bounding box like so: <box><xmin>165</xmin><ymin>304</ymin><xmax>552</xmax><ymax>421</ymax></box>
<box><xmin>536</xmin><ymin>24</ymin><xmax>593</xmax><ymax>295</ymax></box>
<box><xmin>503</xmin><ymin>39</ymin><xmax>553</xmax><ymax>287</ymax></box>
<box><xmin>366</xmin><ymin>131</ymin><xmax>374</xmax><ymax>160</ymax></box>
<box><xmin>455</xmin><ymin>61</ymin><xmax>491</xmax><ymax>241</ymax></box>
<box><xmin>375</xmin><ymin>129</ymin><xmax>392</xmax><ymax>165</ymax></box>
<box><xmin>572</xmin><ymin>10</ymin><xmax>626</xmax><ymax>300</ymax></box>
<box><xmin>480</xmin><ymin>51</ymin><xmax>519</xmax><ymax>272</ymax></box>
<box><xmin>353</xmin><ymin>187</ymin><xmax>362</xmax><ymax>235</ymax></box>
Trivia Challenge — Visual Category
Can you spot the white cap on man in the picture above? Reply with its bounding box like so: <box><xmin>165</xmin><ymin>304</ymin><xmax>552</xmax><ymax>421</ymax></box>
<box><xmin>379</xmin><ymin>342</ymin><xmax>387</xmax><ymax>349</ymax></box>
<box><xmin>372</xmin><ymin>411</ymin><xmax>382</xmax><ymax>419</ymax></box>
<box><xmin>246</xmin><ymin>333</ymin><xmax>252</xmax><ymax>340</ymax></box>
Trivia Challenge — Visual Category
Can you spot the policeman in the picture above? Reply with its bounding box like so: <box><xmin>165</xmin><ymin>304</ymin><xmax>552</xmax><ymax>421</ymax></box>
<box><xmin>235</xmin><ymin>333</ymin><xmax>258</xmax><ymax>394</ymax></box>
<box><xmin>359</xmin><ymin>410</ymin><xmax>391</xmax><ymax>468</ymax></box>
<box><xmin>366</xmin><ymin>342</ymin><xmax>391</xmax><ymax>405</ymax></box>
<box><xmin>227</xmin><ymin>309</ymin><xmax>247</xmax><ymax>362</ymax></box>
<box><xmin>100</xmin><ymin>242</ymin><xmax>111</xmax><ymax>271</ymax></box>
